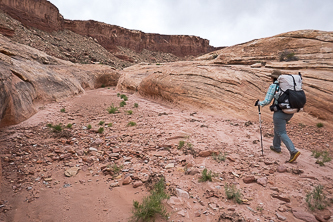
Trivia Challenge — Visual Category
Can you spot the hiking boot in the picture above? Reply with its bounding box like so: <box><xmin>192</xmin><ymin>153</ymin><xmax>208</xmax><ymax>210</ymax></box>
<box><xmin>270</xmin><ymin>146</ymin><xmax>281</xmax><ymax>154</ymax></box>
<box><xmin>288</xmin><ymin>151</ymin><xmax>301</xmax><ymax>163</ymax></box>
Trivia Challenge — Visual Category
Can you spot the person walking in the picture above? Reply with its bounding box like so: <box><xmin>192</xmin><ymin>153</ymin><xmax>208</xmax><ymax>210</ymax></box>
<box><xmin>255</xmin><ymin>70</ymin><xmax>301</xmax><ymax>163</ymax></box>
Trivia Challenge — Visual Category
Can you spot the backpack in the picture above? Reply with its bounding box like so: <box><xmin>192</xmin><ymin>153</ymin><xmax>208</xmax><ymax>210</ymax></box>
<box><xmin>275</xmin><ymin>72</ymin><xmax>306</xmax><ymax>114</ymax></box>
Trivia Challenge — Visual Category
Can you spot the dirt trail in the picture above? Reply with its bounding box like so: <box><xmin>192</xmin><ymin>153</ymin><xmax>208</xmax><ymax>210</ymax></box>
<box><xmin>1</xmin><ymin>88</ymin><xmax>332</xmax><ymax>222</ymax></box>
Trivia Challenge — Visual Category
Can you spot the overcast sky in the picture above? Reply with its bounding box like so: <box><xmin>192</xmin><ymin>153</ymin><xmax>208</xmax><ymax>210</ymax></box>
<box><xmin>48</xmin><ymin>0</ymin><xmax>333</xmax><ymax>47</ymax></box>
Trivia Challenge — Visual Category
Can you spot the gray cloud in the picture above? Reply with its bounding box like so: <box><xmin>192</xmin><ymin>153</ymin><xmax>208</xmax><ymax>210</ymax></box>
<box><xmin>49</xmin><ymin>0</ymin><xmax>333</xmax><ymax>47</ymax></box>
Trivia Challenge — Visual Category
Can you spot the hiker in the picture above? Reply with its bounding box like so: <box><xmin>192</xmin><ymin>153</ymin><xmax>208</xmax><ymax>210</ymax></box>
<box><xmin>255</xmin><ymin>70</ymin><xmax>301</xmax><ymax>163</ymax></box>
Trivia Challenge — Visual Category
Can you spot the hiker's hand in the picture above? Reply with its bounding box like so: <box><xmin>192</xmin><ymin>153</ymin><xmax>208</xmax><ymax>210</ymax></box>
<box><xmin>254</xmin><ymin>100</ymin><xmax>259</xmax><ymax>106</ymax></box>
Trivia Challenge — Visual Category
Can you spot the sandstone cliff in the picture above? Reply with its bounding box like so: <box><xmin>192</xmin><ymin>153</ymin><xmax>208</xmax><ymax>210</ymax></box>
<box><xmin>0</xmin><ymin>0</ymin><xmax>216</xmax><ymax>58</ymax></box>
<box><xmin>118</xmin><ymin>30</ymin><xmax>333</xmax><ymax>126</ymax></box>
<box><xmin>0</xmin><ymin>35</ymin><xmax>120</xmax><ymax>127</ymax></box>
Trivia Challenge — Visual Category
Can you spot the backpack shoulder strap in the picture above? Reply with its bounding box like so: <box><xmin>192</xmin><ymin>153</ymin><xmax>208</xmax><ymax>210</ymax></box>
<box><xmin>288</xmin><ymin>74</ymin><xmax>297</xmax><ymax>91</ymax></box>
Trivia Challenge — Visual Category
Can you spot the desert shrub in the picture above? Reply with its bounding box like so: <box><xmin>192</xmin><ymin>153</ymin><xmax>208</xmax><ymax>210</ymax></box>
<box><xmin>212</xmin><ymin>152</ymin><xmax>227</xmax><ymax>163</ymax></box>
<box><xmin>97</xmin><ymin>127</ymin><xmax>104</xmax><ymax>134</ymax></box>
<box><xmin>312</xmin><ymin>150</ymin><xmax>332</xmax><ymax>166</ymax></box>
<box><xmin>279</xmin><ymin>50</ymin><xmax>298</xmax><ymax>62</ymax></box>
<box><xmin>98</xmin><ymin>121</ymin><xmax>105</xmax><ymax>125</ymax></box>
<box><xmin>132</xmin><ymin>178</ymin><xmax>169</xmax><ymax>222</ymax></box>
<box><xmin>178</xmin><ymin>140</ymin><xmax>185</xmax><ymax>150</ymax></box>
<box><xmin>120</xmin><ymin>94</ymin><xmax>128</xmax><ymax>101</ymax></box>
<box><xmin>199</xmin><ymin>168</ymin><xmax>212</xmax><ymax>182</ymax></box>
<box><xmin>120</xmin><ymin>101</ymin><xmax>126</xmax><ymax>107</ymax></box>
<box><xmin>316</xmin><ymin>122</ymin><xmax>324</xmax><ymax>128</ymax></box>
<box><xmin>107</xmin><ymin>104</ymin><xmax>119</xmax><ymax>114</ymax></box>
<box><xmin>306</xmin><ymin>185</ymin><xmax>328</xmax><ymax>210</ymax></box>
<box><xmin>52</xmin><ymin>124</ymin><xmax>63</xmax><ymax>132</ymax></box>
<box><xmin>127</xmin><ymin>121</ymin><xmax>136</xmax><ymax>127</ymax></box>
<box><xmin>117</xmin><ymin>93</ymin><xmax>120</xmax><ymax>97</ymax></box>
<box><xmin>127</xmin><ymin>110</ymin><xmax>133</xmax><ymax>115</ymax></box>
<box><xmin>134</xmin><ymin>103</ymin><xmax>139</xmax><ymax>108</ymax></box>
<box><xmin>107</xmin><ymin>123</ymin><xmax>113</xmax><ymax>127</ymax></box>
<box><xmin>225</xmin><ymin>183</ymin><xmax>243</xmax><ymax>204</ymax></box>
<box><xmin>66</xmin><ymin>123</ymin><xmax>73</xmax><ymax>128</ymax></box>
<box><xmin>87</xmin><ymin>124</ymin><xmax>92</xmax><ymax>129</ymax></box>
<box><xmin>60</xmin><ymin>108</ymin><xmax>66</xmax><ymax>113</ymax></box>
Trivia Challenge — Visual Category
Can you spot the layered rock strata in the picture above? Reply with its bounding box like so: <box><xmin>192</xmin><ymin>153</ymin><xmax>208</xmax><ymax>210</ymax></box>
<box><xmin>0</xmin><ymin>35</ymin><xmax>120</xmax><ymax>127</ymax></box>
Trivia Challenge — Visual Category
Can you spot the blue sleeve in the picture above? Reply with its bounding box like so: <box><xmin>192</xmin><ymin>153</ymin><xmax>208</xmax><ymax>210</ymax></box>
<box><xmin>258</xmin><ymin>84</ymin><xmax>277</xmax><ymax>107</ymax></box>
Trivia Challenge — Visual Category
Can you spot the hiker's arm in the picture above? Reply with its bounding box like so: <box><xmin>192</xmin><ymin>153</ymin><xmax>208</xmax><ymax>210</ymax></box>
<box><xmin>258</xmin><ymin>84</ymin><xmax>276</xmax><ymax>107</ymax></box>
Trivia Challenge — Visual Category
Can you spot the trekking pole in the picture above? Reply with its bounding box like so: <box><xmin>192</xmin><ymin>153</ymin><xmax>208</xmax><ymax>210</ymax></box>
<box><xmin>258</xmin><ymin>103</ymin><xmax>264</xmax><ymax>155</ymax></box>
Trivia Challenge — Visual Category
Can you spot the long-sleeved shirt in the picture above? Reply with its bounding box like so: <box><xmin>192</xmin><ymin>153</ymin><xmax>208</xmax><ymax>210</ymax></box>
<box><xmin>258</xmin><ymin>81</ymin><xmax>279</xmax><ymax>107</ymax></box>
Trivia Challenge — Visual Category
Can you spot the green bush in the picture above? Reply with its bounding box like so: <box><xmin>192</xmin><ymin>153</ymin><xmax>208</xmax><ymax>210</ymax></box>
<box><xmin>212</xmin><ymin>152</ymin><xmax>227</xmax><ymax>163</ymax></box>
<box><xmin>87</xmin><ymin>124</ymin><xmax>92</xmax><ymax>129</ymax></box>
<box><xmin>66</xmin><ymin>123</ymin><xmax>73</xmax><ymax>128</ymax></box>
<box><xmin>306</xmin><ymin>185</ymin><xmax>328</xmax><ymax>210</ymax></box>
<box><xmin>107</xmin><ymin>123</ymin><xmax>113</xmax><ymax>127</ymax></box>
<box><xmin>107</xmin><ymin>104</ymin><xmax>119</xmax><ymax>114</ymax></box>
<box><xmin>312</xmin><ymin>150</ymin><xmax>332</xmax><ymax>166</ymax></box>
<box><xmin>134</xmin><ymin>103</ymin><xmax>139</xmax><ymax>108</ymax></box>
<box><xmin>279</xmin><ymin>50</ymin><xmax>298</xmax><ymax>62</ymax></box>
<box><xmin>199</xmin><ymin>168</ymin><xmax>212</xmax><ymax>182</ymax></box>
<box><xmin>132</xmin><ymin>178</ymin><xmax>169</xmax><ymax>222</ymax></box>
<box><xmin>316</xmin><ymin>122</ymin><xmax>324</xmax><ymax>128</ymax></box>
<box><xmin>178</xmin><ymin>140</ymin><xmax>185</xmax><ymax>150</ymax></box>
<box><xmin>224</xmin><ymin>183</ymin><xmax>243</xmax><ymax>204</ymax></box>
<box><xmin>120</xmin><ymin>94</ymin><xmax>128</xmax><ymax>101</ymax></box>
<box><xmin>127</xmin><ymin>110</ymin><xmax>133</xmax><ymax>115</ymax></box>
<box><xmin>99</xmin><ymin>121</ymin><xmax>105</xmax><ymax>125</ymax></box>
<box><xmin>127</xmin><ymin>121</ymin><xmax>136</xmax><ymax>127</ymax></box>
<box><xmin>97</xmin><ymin>127</ymin><xmax>104</xmax><ymax>134</ymax></box>
<box><xmin>60</xmin><ymin>108</ymin><xmax>66</xmax><ymax>113</ymax></box>
<box><xmin>120</xmin><ymin>101</ymin><xmax>127</xmax><ymax>107</ymax></box>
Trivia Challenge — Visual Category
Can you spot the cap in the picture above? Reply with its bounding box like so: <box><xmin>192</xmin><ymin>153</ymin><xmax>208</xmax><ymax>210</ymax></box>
<box><xmin>270</xmin><ymin>70</ymin><xmax>282</xmax><ymax>79</ymax></box>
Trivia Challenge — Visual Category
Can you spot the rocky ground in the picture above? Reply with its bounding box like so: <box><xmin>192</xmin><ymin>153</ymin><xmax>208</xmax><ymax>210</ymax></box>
<box><xmin>0</xmin><ymin>88</ymin><xmax>332</xmax><ymax>222</ymax></box>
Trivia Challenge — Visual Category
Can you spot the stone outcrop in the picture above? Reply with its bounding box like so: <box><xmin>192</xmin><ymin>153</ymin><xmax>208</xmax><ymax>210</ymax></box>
<box><xmin>118</xmin><ymin>30</ymin><xmax>333</xmax><ymax>125</ymax></box>
<box><xmin>63</xmin><ymin>20</ymin><xmax>216</xmax><ymax>57</ymax></box>
<box><xmin>0</xmin><ymin>35</ymin><xmax>120</xmax><ymax>127</ymax></box>
<box><xmin>0</xmin><ymin>0</ymin><xmax>217</xmax><ymax>57</ymax></box>
<box><xmin>0</xmin><ymin>0</ymin><xmax>63</xmax><ymax>32</ymax></box>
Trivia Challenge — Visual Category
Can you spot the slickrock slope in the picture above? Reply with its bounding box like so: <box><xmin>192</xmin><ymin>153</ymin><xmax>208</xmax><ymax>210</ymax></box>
<box><xmin>118</xmin><ymin>30</ymin><xmax>333</xmax><ymax>126</ymax></box>
<box><xmin>0</xmin><ymin>35</ymin><xmax>120</xmax><ymax>127</ymax></box>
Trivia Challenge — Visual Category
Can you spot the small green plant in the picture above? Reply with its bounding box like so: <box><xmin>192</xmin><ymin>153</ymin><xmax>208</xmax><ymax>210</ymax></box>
<box><xmin>117</xmin><ymin>93</ymin><xmax>120</xmax><ymax>97</ymax></box>
<box><xmin>178</xmin><ymin>140</ymin><xmax>185</xmax><ymax>150</ymax></box>
<box><xmin>111</xmin><ymin>164</ymin><xmax>123</xmax><ymax>174</ymax></box>
<box><xmin>46</xmin><ymin>123</ymin><xmax>52</xmax><ymax>128</ymax></box>
<box><xmin>53</xmin><ymin>124</ymin><xmax>63</xmax><ymax>132</ymax></box>
<box><xmin>66</xmin><ymin>123</ymin><xmax>73</xmax><ymax>128</ymax></box>
<box><xmin>107</xmin><ymin>123</ymin><xmax>113</xmax><ymax>127</ymax></box>
<box><xmin>107</xmin><ymin>104</ymin><xmax>119</xmax><ymax>114</ymax></box>
<box><xmin>101</xmin><ymin>84</ymin><xmax>105</xmax><ymax>88</ymax></box>
<box><xmin>127</xmin><ymin>110</ymin><xmax>133</xmax><ymax>115</ymax></box>
<box><xmin>60</xmin><ymin>108</ymin><xmax>66</xmax><ymax>113</ymax></box>
<box><xmin>120</xmin><ymin>101</ymin><xmax>127</xmax><ymax>107</ymax></box>
<box><xmin>224</xmin><ymin>183</ymin><xmax>243</xmax><ymax>204</ymax></box>
<box><xmin>87</xmin><ymin>124</ymin><xmax>92</xmax><ymax>129</ymax></box>
<box><xmin>132</xmin><ymin>178</ymin><xmax>169</xmax><ymax>222</ymax></box>
<box><xmin>212</xmin><ymin>152</ymin><xmax>227</xmax><ymax>163</ymax></box>
<box><xmin>134</xmin><ymin>103</ymin><xmax>139</xmax><ymax>108</ymax></box>
<box><xmin>312</xmin><ymin>150</ymin><xmax>332</xmax><ymax>166</ymax></box>
<box><xmin>256</xmin><ymin>205</ymin><xmax>264</xmax><ymax>213</ymax></box>
<box><xmin>316</xmin><ymin>122</ymin><xmax>324</xmax><ymax>128</ymax></box>
<box><xmin>99</xmin><ymin>121</ymin><xmax>105</xmax><ymax>125</ymax></box>
<box><xmin>279</xmin><ymin>50</ymin><xmax>298</xmax><ymax>62</ymax></box>
<box><xmin>120</xmin><ymin>94</ymin><xmax>128</xmax><ymax>101</ymax></box>
<box><xmin>97</xmin><ymin>127</ymin><xmax>104</xmax><ymax>134</ymax></box>
<box><xmin>127</xmin><ymin>121</ymin><xmax>136</xmax><ymax>127</ymax></box>
<box><xmin>306</xmin><ymin>185</ymin><xmax>328</xmax><ymax>211</ymax></box>
<box><xmin>199</xmin><ymin>168</ymin><xmax>212</xmax><ymax>182</ymax></box>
